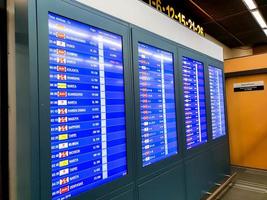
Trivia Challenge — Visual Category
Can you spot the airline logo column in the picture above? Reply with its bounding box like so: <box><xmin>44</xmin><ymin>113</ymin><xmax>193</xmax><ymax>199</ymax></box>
<box><xmin>182</xmin><ymin>57</ymin><xmax>208</xmax><ymax>150</ymax></box>
<box><xmin>208</xmin><ymin>66</ymin><xmax>226</xmax><ymax>139</ymax></box>
<box><xmin>49</xmin><ymin>13</ymin><xmax>127</xmax><ymax>200</ymax></box>
<box><xmin>138</xmin><ymin>43</ymin><xmax>178</xmax><ymax>167</ymax></box>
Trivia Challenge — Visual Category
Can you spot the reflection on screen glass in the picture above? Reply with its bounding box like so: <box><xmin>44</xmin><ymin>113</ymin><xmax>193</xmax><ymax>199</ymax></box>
<box><xmin>182</xmin><ymin>56</ymin><xmax>208</xmax><ymax>150</ymax></box>
<box><xmin>49</xmin><ymin>13</ymin><xmax>127</xmax><ymax>199</ymax></box>
<box><xmin>208</xmin><ymin>66</ymin><xmax>226</xmax><ymax>139</ymax></box>
<box><xmin>138</xmin><ymin>43</ymin><xmax>178</xmax><ymax>167</ymax></box>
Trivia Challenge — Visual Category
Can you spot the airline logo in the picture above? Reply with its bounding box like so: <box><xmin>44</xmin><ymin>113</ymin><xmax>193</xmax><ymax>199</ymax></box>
<box><xmin>59</xmin><ymin>151</ymin><xmax>69</xmax><ymax>158</ymax></box>
<box><xmin>58</xmin><ymin>108</ymin><xmax>67</xmax><ymax>114</ymax></box>
<box><xmin>57</xmin><ymin>74</ymin><xmax>67</xmax><ymax>80</ymax></box>
<box><xmin>58</xmin><ymin>100</ymin><xmax>67</xmax><ymax>106</ymax></box>
<box><xmin>60</xmin><ymin>177</ymin><xmax>69</xmax><ymax>185</ymax></box>
<box><xmin>58</xmin><ymin>133</ymin><xmax>68</xmax><ymax>140</ymax></box>
<box><xmin>59</xmin><ymin>168</ymin><xmax>69</xmax><ymax>176</ymax></box>
<box><xmin>60</xmin><ymin>186</ymin><xmax>69</xmax><ymax>194</ymax></box>
<box><xmin>144</xmin><ymin>139</ymin><xmax>149</xmax><ymax>144</ymax></box>
<box><xmin>59</xmin><ymin>143</ymin><xmax>68</xmax><ymax>149</ymax></box>
<box><xmin>144</xmin><ymin>151</ymin><xmax>150</xmax><ymax>156</ymax></box>
<box><xmin>57</xmin><ymin>49</ymin><xmax>66</xmax><ymax>55</ymax></box>
<box><xmin>56</xmin><ymin>24</ymin><xmax>65</xmax><ymax>30</ymax></box>
<box><xmin>144</xmin><ymin>145</ymin><xmax>150</xmax><ymax>149</ymax></box>
<box><xmin>59</xmin><ymin>160</ymin><xmax>69</xmax><ymax>167</ymax></box>
<box><xmin>143</xmin><ymin>116</ymin><xmax>149</xmax><ymax>120</ymax></box>
<box><xmin>57</xmin><ymin>83</ymin><xmax>67</xmax><ymax>89</ymax></box>
<box><xmin>56</xmin><ymin>32</ymin><xmax>66</xmax><ymax>39</ymax></box>
<box><xmin>57</xmin><ymin>66</ymin><xmax>67</xmax><ymax>72</ymax></box>
<box><xmin>57</xmin><ymin>91</ymin><xmax>67</xmax><ymax>97</ymax></box>
<box><xmin>58</xmin><ymin>117</ymin><xmax>68</xmax><ymax>123</ymax></box>
<box><xmin>56</xmin><ymin>41</ymin><xmax>66</xmax><ymax>47</ymax></box>
<box><xmin>57</xmin><ymin>57</ymin><xmax>66</xmax><ymax>64</ymax></box>
<box><xmin>58</xmin><ymin>125</ymin><xmax>68</xmax><ymax>132</ymax></box>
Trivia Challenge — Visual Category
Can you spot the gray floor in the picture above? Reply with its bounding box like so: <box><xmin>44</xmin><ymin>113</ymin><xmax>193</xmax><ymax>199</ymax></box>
<box><xmin>219</xmin><ymin>167</ymin><xmax>267</xmax><ymax>200</ymax></box>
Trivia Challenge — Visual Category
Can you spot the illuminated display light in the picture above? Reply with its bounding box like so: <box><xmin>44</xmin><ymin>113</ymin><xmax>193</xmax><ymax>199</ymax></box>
<box><xmin>242</xmin><ymin>0</ymin><xmax>257</xmax><ymax>10</ymax></box>
<box><xmin>208</xmin><ymin>66</ymin><xmax>226</xmax><ymax>140</ymax></box>
<box><xmin>251</xmin><ymin>10</ymin><xmax>267</xmax><ymax>29</ymax></box>
<box><xmin>182</xmin><ymin>57</ymin><xmax>208</xmax><ymax>150</ymax></box>
<box><xmin>49</xmin><ymin>13</ymin><xmax>128</xmax><ymax>199</ymax></box>
<box><xmin>138</xmin><ymin>43</ymin><xmax>178</xmax><ymax>167</ymax></box>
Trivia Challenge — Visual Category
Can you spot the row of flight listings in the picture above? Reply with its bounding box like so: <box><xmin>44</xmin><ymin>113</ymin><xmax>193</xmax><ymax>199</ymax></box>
<box><xmin>49</xmin><ymin>13</ymin><xmax>226</xmax><ymax>200</ymax></box>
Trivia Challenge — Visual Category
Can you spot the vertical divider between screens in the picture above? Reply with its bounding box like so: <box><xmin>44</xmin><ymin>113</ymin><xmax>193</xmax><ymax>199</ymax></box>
<box><xmin>37</xmin><ymin>1</ymin><xmax>135</xmax><ymax>199</ymax></box>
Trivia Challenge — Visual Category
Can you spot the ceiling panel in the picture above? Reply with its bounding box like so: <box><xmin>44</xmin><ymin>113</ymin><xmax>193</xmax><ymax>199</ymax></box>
<box><xmin>203</xmin><ymin>22</ymin><xmax>243</xmax><ymax>47</ymax></box>
<box><xmin>183</xmin><ymin>0</ymin><xmax>267</xmax><ymax>47</ymax></box>
<box><xmin>236</xmin><ymin>30</ymin><xmax>267</xmax><ymax>45</ymax></box>
<box><xmin>190</xmin><ymin>0</ymin><xmax>247</xmax><ymax>20</ymax></box>
<box><xmin>218</xmin><ymin>11</ymin><xmax>262</xmax><ymax>35</ymax></box>
<box><xmin>258</xmin><ymin>6</ymin><xmax>267</xmax><ymax>23</ymax></box>
<box><xmin>255</xmin><ymin>0</ymin><xmax>267</xmax><ymax>6</ymax></box>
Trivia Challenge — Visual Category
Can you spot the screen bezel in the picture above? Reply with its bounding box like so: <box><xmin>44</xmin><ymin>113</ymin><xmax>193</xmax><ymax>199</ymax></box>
<box><xmin>132</xmin><ymin>27</ymin><xmax>183</xmax><ymax>178</ymax></box>
<box><xmin>37</xmin><ymin>1</ymin><xmax>135</xmax><ymax>199</ymax></box>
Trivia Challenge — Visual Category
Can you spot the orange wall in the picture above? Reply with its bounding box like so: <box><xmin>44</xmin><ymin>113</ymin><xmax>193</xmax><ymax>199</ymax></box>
<box><xmin>225</xmin><ymin>54</ymin><xmax>267</xmax><ymax>170</ymax></box>
<box><xmin>225</xmin><ymin>53</ymin><xmax>267</xmax><ymax>73</ymax></box>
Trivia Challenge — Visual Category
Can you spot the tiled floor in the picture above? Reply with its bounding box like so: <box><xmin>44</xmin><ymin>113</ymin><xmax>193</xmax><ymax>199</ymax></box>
<box><xmin>219</xmin><ymin>167</ymin><xmax>267</xmax><ymax>200</ymax></box>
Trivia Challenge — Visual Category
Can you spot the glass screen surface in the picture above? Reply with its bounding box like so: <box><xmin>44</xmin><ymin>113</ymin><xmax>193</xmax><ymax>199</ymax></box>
<box><xmin>49</xmin><ymin>13</ymin><xmax>127</xmax><ymax>199</ymax></box>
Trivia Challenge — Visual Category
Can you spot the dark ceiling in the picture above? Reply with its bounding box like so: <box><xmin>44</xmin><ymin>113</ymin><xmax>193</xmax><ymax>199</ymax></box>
<box><xmin>142</xmin><ymin>0</ymin><xmax>267</xmax><ymax>48</ymax></box>
<box><xmin>183</xmin><ymin>0</ymin><xmax>267</xmax><ymax>48</ymax></box>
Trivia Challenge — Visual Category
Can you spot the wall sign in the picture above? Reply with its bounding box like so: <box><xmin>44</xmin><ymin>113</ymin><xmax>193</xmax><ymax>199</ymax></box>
<box><xmin>234</xmin><ymin>81</ymin><xmax>264</xmax><ymax>92</ymax></box>
<box><xmin>140</xmin><ymin>0</ymin><xmax>205</xmax><ymax>36</ymax></box>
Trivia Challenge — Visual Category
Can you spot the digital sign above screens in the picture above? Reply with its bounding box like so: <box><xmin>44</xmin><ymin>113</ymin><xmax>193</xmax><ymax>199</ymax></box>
<box><xmin>208</xmin><ymin>66</ymin><xmax>226</xmax><ymax>139</ymax></box>
<box><xmin>49</xmin><ymin>13</ymin><xmax>127</xmax><ymax>199</ymax></box>
<box><xmin>138</xmin><ymin>43</ymin><xmax>178</xmax><ymax>167</ymax></box>
<box><xmin>182</xmin><ymin>57</ymin><xmax>208</xmax><ymax>150</ymax></box>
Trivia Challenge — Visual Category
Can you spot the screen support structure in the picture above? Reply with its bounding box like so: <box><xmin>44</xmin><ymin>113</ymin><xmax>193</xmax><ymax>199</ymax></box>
<box><xmin>0</xmin><ymin>1</ymin><xmax>9</xmax><ymax>199</ymax></box>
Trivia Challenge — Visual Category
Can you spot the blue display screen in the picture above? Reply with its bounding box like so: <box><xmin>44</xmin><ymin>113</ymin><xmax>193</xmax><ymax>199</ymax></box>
<box><xmin>138</xmin><ymin>43</ymin><xmax>178</xmax><ymax>167</ymax></box>
<box><xmin>49</xmin><ymin>13</ymin><xmax>127</xmax><ymax>199</ymax></box>
<box><xmin>182</xmin><ymin>57</ymin><xmax>208</xmax><ymax>150</ymax></box>
<box><xmin>208</xmin><ymin>66</ymin><xmax>226</xmax><ymax>139</ymax></box>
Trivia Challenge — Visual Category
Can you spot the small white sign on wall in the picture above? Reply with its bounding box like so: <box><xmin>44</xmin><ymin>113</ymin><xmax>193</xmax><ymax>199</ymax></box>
<box><xmin>233</xmin><ymin>81</ymin><xmax>264</xmax><ymax>92</ymax></box>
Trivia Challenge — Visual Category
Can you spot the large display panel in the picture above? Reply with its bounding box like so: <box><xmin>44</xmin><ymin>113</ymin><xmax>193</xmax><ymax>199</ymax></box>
<box><xmin>208</xmin><ymin>66</ymin><xmax>226</xmax><ymax>139</ymax></box>
<box><xmin>138</xmin><ymin>43</ymin><xmax>178</xmax><ymax>167</ymax></box>
<box><xmin>182</xmin><ymin>57</ymin><xmax>208</xmax><ymax>150</ymax></box>
<box><xmin>49</xmin><ymin>13</ymin><xmax>127</xmax><ymax>199</ymax></box>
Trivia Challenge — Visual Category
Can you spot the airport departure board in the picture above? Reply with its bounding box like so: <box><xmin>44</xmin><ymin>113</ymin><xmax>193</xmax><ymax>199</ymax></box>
<box><xmin>182</xmin><ymin>57</ymin><xmax>208</xmax><ymax>150</ymax></box>
<box><xmin>208</xmin><ymin>66</ymin><xmax>226</xmax><ymax>139</ymax></box>
<box><xmin>49</xmin><ymin>13</ymin><xmax>127</xmax><ymax>199</ymax></box>
<box><xmin>138</xmin><ymin>43</ymin><xmax>178</xmax><ymax>167</ymax></box>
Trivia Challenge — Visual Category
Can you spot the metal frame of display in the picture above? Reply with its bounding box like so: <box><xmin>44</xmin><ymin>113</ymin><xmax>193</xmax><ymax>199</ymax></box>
<box><xmin>132</xmin><ymin>27</ymin><xmax>184</xmax><ymax>179</ymax></box>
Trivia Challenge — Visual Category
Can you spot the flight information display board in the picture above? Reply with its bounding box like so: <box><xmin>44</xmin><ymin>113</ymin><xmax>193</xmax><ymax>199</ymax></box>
<box><xmin>138</xmin><ymin>43</ymin><xmax>178</xmax><ymax>167</ymax></box>
<box><xmin>182</xmin><ymin>57</ymin><xmax>208</xmax><ymax>150</ymax></box>
<box><xmin>49</xmin><ymin>13</ymin><xmax>127</xmax><ymax>199</ymax></box>
<box><xmin>208</xmin><ymin>66</ymin><xmax>226</xmax><ymax>139</ymax></box>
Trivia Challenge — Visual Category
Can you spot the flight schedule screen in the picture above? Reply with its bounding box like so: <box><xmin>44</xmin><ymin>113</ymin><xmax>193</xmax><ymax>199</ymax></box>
<box><xmin>138</xmin><ymin>43</ymin><xmax>178</xmax><ymax>167</ymax></box>
<box><xmin>208</xmin><ymin>66</ymin><xmax>226</xmax><ymax>139</ymax></box>
<box><xmin>49</xmin><ymin>13</ymin><xmax>127</xmax><ymax>199</ymax></box>
<box><xmin>182</xmin><ymin>57</ymin><xmax>208</xmax><ymax>150</ymax></box>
